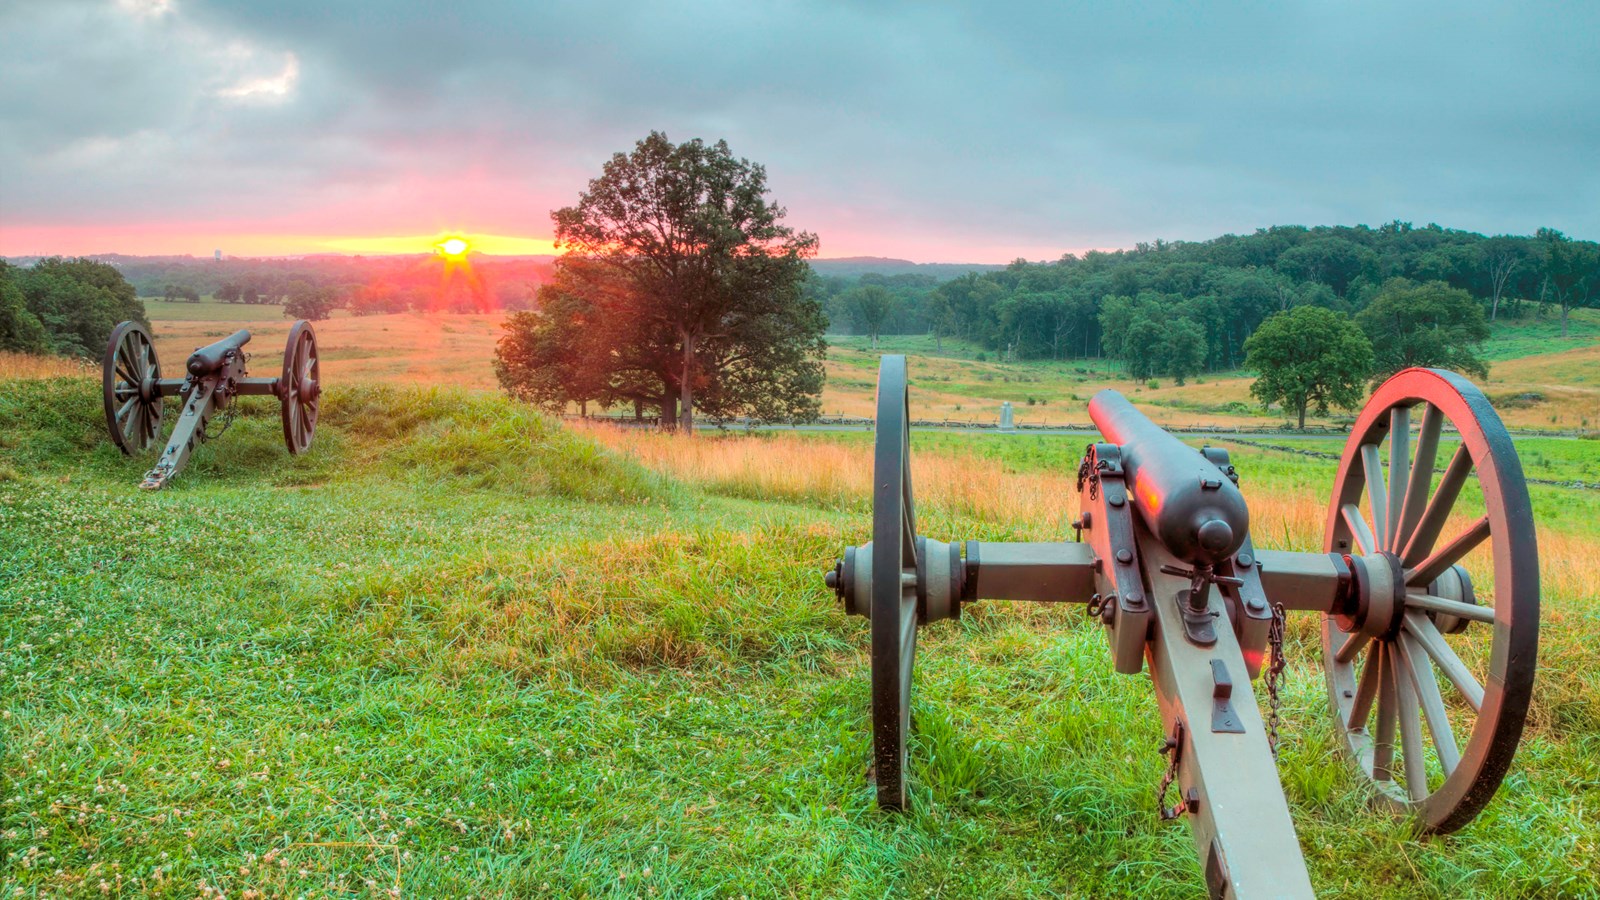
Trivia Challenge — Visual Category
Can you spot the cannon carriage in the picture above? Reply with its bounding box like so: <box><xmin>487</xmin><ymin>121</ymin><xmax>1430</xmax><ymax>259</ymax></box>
<box><xmin>825</xmin><ymin>356</ymin><xmax>1537</xmax><ymax>898</ymax></box>
<box><xmin>102</xmin><ymin>320</ymin><xmax>322</xmax><ymax>489</ymax></box>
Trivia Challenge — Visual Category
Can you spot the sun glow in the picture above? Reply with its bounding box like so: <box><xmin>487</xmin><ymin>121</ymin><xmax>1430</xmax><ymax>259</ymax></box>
<box><xmin>436</xmin><ymin>236</ymin><xmax>471</xmax><ymax>259</ymax></box>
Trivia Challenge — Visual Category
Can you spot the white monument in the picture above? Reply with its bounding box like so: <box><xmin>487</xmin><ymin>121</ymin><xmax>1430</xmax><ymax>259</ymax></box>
<box><xmin>999</xmin><ymin>401</ymin><xmax>1015</xmax><ymax>430</ymax></box>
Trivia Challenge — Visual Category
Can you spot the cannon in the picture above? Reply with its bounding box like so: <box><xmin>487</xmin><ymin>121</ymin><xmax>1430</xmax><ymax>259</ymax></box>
<box><xmin>102</xmin><ymin>320</ymin><xmax>322</xmax><ymax>489</ymax></box>
<box><xmin>825</xmin><ymin>356</ymin><xmax>1537</xmax><ymax>899</ymax></box>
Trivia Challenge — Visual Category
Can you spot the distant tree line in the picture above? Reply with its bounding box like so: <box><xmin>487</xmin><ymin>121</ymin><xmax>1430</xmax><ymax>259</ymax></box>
<box><xmin>0</xmin><ymin>258</ymin><xmax>147</xmax><ymax>356</ymax></box>
<box><xmin>0</xmin><ymin>254</ymin><xmax>556</xmax><ymax>316</ymax></box>
<box><xmin>813</xmin><ymin>224</ymin><xmax>1600</xmax><ymax>381</ymax></box>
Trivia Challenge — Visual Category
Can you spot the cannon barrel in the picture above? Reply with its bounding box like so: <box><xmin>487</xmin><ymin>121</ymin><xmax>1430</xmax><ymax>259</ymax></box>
<box><xmin>187</xmin><ymin>329</ymin><xmax>253</xmax><ymax>377</ymax></box>
<box><xmin>1088</xmin><ymin>390</ymin><xmax>1248</xmax><ymax>567</ymax></box>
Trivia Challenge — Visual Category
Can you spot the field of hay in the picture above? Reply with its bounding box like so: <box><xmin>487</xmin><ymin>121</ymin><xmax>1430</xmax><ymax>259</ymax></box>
<box><xmin>118</xmin><ymin>301</ymin><xmax>1600</xmax><ymax>432</ymax></box>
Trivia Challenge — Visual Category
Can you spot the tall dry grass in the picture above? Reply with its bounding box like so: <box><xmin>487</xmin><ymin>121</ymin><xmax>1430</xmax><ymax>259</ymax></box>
<box><xmin>571</xmin><ymin>422</ymin><xmax>1082</xmax><ymax>533</ymax></box>
<box><xmin>573</xmin><ymin>421</ymin><xmax>1599</xmax><ymax>604</ymax></box>
<box><xmin>0</xmin><ymin>351</ymin><xmax>90</xmax><ymax>380</ymax></box>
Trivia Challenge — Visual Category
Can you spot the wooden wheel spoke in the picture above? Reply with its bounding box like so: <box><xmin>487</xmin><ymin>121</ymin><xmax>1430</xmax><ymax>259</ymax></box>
<box><xmin>1394</xmin><ymin>647</ymin><xmax>1430</xmax><ymax>801</ymax></box>
<box><xmin>1360</xmin><ymin>443</ymin><xmax>1388</xmax><ymax>548</ymax></box>
<box><xmin>1408</xmin><ymin>515</ymin><xmax>1490</xmax><ymax>587</ymax></box>
<box><xmin>1386</xmin><ymin>406</ymin><xmax>1411</xmax><ymax>551</ymax></box>
<box><xmin>1405</xmin><ymin>593</ymin><xmax>1494</xmax><ymax>625</ymax></box>
<box><xmin>1336</xmin><ymin>630</ymin><xmax>1372</xmax><ymax>665</ymax></box>
<box><xmin>115</xmin><ymin>396</ymin><xmax>138</xmax><ymax>425</ymax></box>
<box><xmin>1348</xmin><ymin>642</ymin><xmax>1381</xmax><ymax>730</ymax></box>
<box><xmin>1394</xmin><ymin>633</ymin><xmax>1460</xmax><ymax>776</ymax></box>
<box><xmin>1403</xmin><ymin>612</ymin><xmax>1484</xmax><ymax>712</ymax></box>
<box><xmin>1341</xmin><ymin>503</ymin><xmax>1377</xmax><ymax>556</ymax></box>
<box><xmin>116</xmin><ymin>354</ymin><xmax>140</xmax><ymax>386</ymax></box>
<box><xmin>1401</xmin><ymin>444</ymin><xmax>1473</xmax><ymax>566</ymax></box>
<box><xmin>1395</xmin><ymin>404</ymin><xmax>1443</xmax><ymax>548</ymax></box>
<box><xmin>1373</xmin><ymin>643</ymin><xmax>1398</xmax><ymax>781</ymax></box>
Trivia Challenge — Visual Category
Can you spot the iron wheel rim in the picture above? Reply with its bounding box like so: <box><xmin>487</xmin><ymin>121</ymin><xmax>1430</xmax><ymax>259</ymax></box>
<box><xmin>1321</xmin><ymin>367</ymin><xmax>1538</xmax><ymax>834</ymax></box>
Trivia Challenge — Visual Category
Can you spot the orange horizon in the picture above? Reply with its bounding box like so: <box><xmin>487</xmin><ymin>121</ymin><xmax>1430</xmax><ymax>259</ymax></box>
<box><xmin>0</xmin><ymin>224</ymin><xmax>1106</xmax><ymax>265</ymax></box>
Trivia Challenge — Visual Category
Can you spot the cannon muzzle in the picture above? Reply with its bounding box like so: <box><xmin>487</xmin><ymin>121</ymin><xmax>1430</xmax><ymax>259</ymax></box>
<box><xmin>1088</xmin><ymin>390</ymin><xmax>1248</xmax><ymax>567</ymax></box>
<box><xmin>187</xmin><ymin>329</ymin><xmax>253</xmax><ymax>376</ymax></box>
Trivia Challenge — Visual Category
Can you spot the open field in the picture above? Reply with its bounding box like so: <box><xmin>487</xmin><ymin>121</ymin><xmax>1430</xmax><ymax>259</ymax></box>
<box><xmin>3</xmin><ymin>378</ymin><xmax>1599</xmax><ymax>898</ymax></box>
<box><xmin>142</xmin><ymin>311</ymin><xmax>508</xmax><ymax>391</ymax></box>
<box><xmin>119</xmin><ymin>300</ymin><xmax>1600</xmax><ymax>432</ymax></box>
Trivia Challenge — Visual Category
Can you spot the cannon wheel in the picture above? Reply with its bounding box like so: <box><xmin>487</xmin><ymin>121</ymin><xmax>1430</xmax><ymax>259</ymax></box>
<box><xmin>280</xmin><ymin>320</ymin><xmax>321</xmax><ymax>454</ymax></box>
<box><xmin>1321</xmin><ymin>367</ymin><xmax>1538</xmax><ymax>833</ymax></box>
<box><xmin>102</xmin><ymin>321</ymin><xmax>164</xmax><ymax>454</ymax></box>
<box><xmin>870</xmin><ymin>354</ymin><xmax>921</xmax><ymax>810</ymax></box>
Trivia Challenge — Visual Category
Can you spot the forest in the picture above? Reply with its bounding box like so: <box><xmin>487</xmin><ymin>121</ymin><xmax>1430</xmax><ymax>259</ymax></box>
<box><xmin>811</xmin><ymin>223</ymin><xmax>1600</xmax><ymax>378</ymax></box>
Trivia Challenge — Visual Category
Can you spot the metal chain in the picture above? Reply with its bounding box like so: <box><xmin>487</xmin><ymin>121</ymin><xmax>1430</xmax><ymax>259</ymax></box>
<box><xmin>1155</xmin><ymin>724</ymin><xmax>1185</xmax><ymax>821</ymax></box>
<box><xmin>200</xmin><ymin>402</ymin><xmax>237</xmax><ymax>443</ymax></box>
<box><xmin>1265</xmin><ymin>601</ymin><xmax>1287</xmax><ymax>758</ymax></box>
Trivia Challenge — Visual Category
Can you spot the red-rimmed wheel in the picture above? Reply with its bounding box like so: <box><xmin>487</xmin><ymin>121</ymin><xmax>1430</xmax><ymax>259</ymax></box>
<box><xmin>1322</xmin><ymin>367</ymin><xmax>1538</xmax><ymax>833</ymax></box>
<box><xmin>102</xmin><ymin>321</ymin><xmax>164</xmax><ymax>454</ymax></box>
<box><xmin>279</xmin><ymin>320</ymin><xmax>321</xmax><ymax>454</ymax></box>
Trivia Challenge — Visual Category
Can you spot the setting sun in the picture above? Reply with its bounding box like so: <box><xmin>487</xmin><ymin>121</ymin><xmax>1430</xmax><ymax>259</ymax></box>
<box><xmin>437</xmin><ymin>236</ymin><xmax>470</xmax><ymax>258</ymax></box>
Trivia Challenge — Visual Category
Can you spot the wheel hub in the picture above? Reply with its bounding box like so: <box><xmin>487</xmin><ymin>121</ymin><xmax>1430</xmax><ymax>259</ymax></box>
<box><xmin>1335</xmin><ymin>552</ymin><xmax>1407</xmax><ymax>639</ymax></box>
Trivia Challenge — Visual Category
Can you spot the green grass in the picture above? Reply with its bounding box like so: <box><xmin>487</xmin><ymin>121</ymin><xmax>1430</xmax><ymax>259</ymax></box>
<box><xmin>1482</xmin><ymin>307</ymin><xmax>1600</xmax><ymax>361</ymax></box>
<box><xmin>140</xmin><ymin>299</ymin><xmax>287</xmax><ymax>323</ymax></box>
<box><xmin>3</xmin><ymin>381</ymin><xmax>1597</xmax><ymax>897</ymax></box>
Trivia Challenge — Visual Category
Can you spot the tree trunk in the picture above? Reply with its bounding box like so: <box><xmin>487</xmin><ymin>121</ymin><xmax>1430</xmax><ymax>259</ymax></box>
<box><xmin>661</xmin><ymin>392</ymin><xmax>678</xmax><ymax>432</ymax></box>
<box><xmin>1298</xmin><ymin>399</ymin><xmax>1307</xmax><ymax>430</ymax></box>
<box><xmin>678</xmin><ymin>332</ymin><xmax>697</xmax><ymax>434</ymax></box>
<box><xmin>1562</xmin><ymin>304</ymin><xmax>1570</xmax><ymax>338</ymax></box>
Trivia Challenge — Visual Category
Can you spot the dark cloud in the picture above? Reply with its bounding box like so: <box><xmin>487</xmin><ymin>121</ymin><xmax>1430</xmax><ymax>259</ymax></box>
<box><xmin>1</xmin><ymin>0</ymin><xmax>1596</xmax><ymax>259</ymax></box>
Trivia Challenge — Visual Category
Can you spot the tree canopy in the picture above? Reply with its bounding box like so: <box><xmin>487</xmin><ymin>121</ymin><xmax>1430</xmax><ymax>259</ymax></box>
<box><xmin>1355</xmin><ymin>278</ymin><xmax>1490</xmax><ymax>381</ymax></box>
<box><xmin>1</xmin><ymin>258</ymin><xmax>146</xmax><ymax>357</ymax></box>
<box><xmin>1243</xmin><ymin>306</ymin><xmax>1373</xmax><ymax>428</ymax></box>
<box><xmin>496</xmin><ymin>132</ymin><xmax>824</xmax><ymax>431</ymax></box>
<box><xmin>284</xmin><ymin>282</ymin><xmax>340</xmax><ymax>321</ymax></box>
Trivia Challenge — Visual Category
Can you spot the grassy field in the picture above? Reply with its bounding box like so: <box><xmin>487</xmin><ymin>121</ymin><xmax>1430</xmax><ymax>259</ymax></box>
<box><xmin>3</xmin><ymin>375</ymin><xmax>1598</xmax><ymax>898</ymax></box>
<box><xmin>132</xmin><ymin>301</ymin><xmax>1600</xmax><ymax>431</ymax></box>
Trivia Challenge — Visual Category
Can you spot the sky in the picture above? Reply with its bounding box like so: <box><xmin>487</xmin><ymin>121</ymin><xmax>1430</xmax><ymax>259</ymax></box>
<box><xmin>1</xmin><ymin>0</ymin><xmax>1597</xmax><ymax>263</ymax></box>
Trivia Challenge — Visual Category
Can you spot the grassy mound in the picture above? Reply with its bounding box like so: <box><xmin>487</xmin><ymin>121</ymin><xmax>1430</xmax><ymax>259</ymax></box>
<box><xmin>0</xmin><ymin>377</ymin><xmax>665</xmax><ymax>502</ymax></box>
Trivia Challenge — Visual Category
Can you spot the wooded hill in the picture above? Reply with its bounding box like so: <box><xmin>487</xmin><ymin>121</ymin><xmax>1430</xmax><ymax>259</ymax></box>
<box><xmin>810</xmin><ymin>223</ymin><xmax>1600</xmax><ymax>375</ymax></box>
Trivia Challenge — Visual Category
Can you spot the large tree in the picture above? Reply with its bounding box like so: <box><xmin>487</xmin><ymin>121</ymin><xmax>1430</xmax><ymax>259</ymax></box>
<box><xmin>0</xmin><ymin>266</ymin><xmax>48</xmax><ymax>353</ymax></box>
<box><xmin>844</xmin><ymin>285</ymin><xmax>895</xmax><ymax>349</ymax></box>
<box><xmin>283</xmin><ymin>282</ymin><xmax>340</xmax><ymax>321</ymax></box>
<box><xmin>501</xmin><ymin>132</ymin><xmax>823</xmax><ymax>432</ymax></box>
<box><xmin>6</xmin><ymin>257</ymin><xmax>147</xmax><ymax>357</ymax></box>
<box><xmin>1540</xmin><ymin>229</ymin><xmax>1600</xmax><ymax>337</ymax></box>
<box><xmin>1355</xmin><ymin>278</ymin><xmax>1490</xmax><ymax>380</ymax></box>
<box><xmin>1244</xmin><ymin>306</ymin><xmax>1372</xmax><ymax>429</ymax></box>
